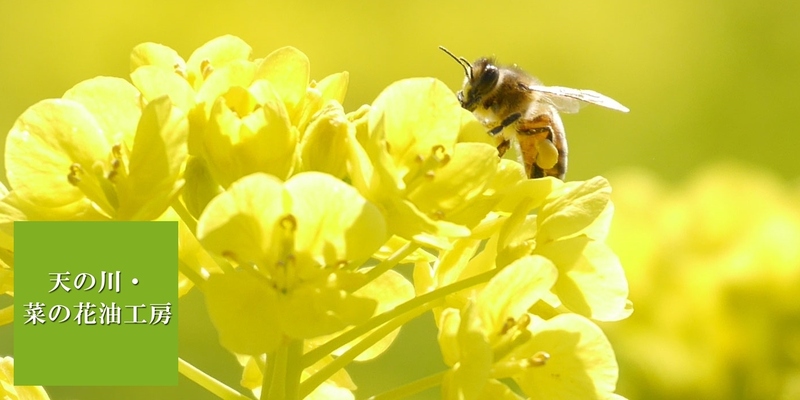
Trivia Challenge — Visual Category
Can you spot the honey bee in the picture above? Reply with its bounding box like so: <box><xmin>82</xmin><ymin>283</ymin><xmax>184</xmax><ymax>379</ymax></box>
<box><xmin>439</xmin><ymin>46</ymin><xmax>629</xmax><ymax>180</ymax></box>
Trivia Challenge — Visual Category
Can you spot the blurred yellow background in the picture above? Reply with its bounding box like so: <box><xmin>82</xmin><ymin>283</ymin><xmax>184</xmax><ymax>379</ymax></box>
<box><xmin>1</xmin><ymin>0</ymin><xmax>798</xmax><ymax>399</ymax></box>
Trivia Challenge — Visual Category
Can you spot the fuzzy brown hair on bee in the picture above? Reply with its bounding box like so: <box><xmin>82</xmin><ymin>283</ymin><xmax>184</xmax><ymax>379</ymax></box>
<box><xmin>439</xmin><ymin>46</ymin><xmax>629</xmax><ymax>180</ymax></box>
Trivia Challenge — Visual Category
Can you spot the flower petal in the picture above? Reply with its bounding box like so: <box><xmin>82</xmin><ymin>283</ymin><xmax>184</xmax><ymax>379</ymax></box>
<box><xmin>282</xmin><ymin>282</ymin><xmax>376</xmax><ymax>339</ymax></box>
<box><xmin>285</xmin><ymin>172</ymin><xmax>387</xmax><ymax>268</ymax></box>
<box><xmin>441</xmin><ymin>303</ymin><xmax>492</xmax><ymax>400</ymax></box>
<box><xmin>203</xmin><ymin>270</ymin><xmax>282</xmax><ymax>355</ymax></box>
<box><xmin>535</xmin><ymin>236</ymin><xmax>631</xmax><ymax>321</ymax></box>
<box><xmin>202</xmin><ymin>81</ymin><xmax>295</xmax><ymax>186</ymax></box>
<box><xmin>186</xmin><ymin>35</ymin><xmax>252</xmax><ymax>89</ymax></box>
<box><xmin>368</xmin><ymin>78</ymin><xmax>461</xmax><ymax>179</ymax></box>
<box><xmin>6</xmin><ymin>99</ymin><xmax>109</xmax><ymax>218</ymax></box>
<box><xmin>298</xmin><ymin>102</ymin><xmax>350</xmax><ymax>179</ymax></box>
<box><xmin>538</xmin><ymin>177</ymin><xmax>611</xmax><ymax>244</ymax></box>
<box><xmin>314</xmin><ymin>72</ymin><xmax>349</xmax><ymax>105</ymax></box>
<box><xmin>130</xmin><ymin>65</ymin><xmax>196</xmax><ymax>114</ymax></box>
<box><xmin>321</xmin><ymin>269</ymin><xmax>414</xmax><ymax>361</ymax></box>
<box><xmin>405</xmin><ymin>142</ymin><xmax>498</xmax><ymax>221</ymax></box>
<box><xmin>194</xmin><ymin>60</ymin><xmax>257</xmax><ymax>118</ymax></box>
<box><xmin>116</xmin><ymin>96</ymin><xmax>188</xmax><ymax>220</ymax></box>
<box><xmin>478</xmin><ymin>255</ymin><xmax>558</xmax><ymax>331</ymax></box>
<box><xmin>197</xmin><ymin>173</ymin><xmax>289</xmax><ymax>266</ymax></box>
<box><xmin>513</xmin><ymin>314</ymin><xmax>619</xmax><ymax>400</ymax></box>
<box><xmin>63</xmin><ymin>76</ymin><xmax>142</xmax><ymax>150</ymax></box>
<box><xmin>130</xmin><ymin>42</ymin><xmax>186</xmax><ymax>74</ymax></box>
<box><xmin>182</xmin><ymin>156</ymin><xmax>222</xmax><ymax>219</ymax></box>
<box><xmin>254</xmin><ymin>46</ymin><xmax>310</xmax><ymax>120</ymax></box>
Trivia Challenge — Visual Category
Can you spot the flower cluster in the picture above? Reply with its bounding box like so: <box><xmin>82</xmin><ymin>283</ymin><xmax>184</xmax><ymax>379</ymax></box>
<box><xmin>0</xmin><ymin>35</ymin><xmax>631</xmax><ymax>399</ymax></box>
<box><xmin>605</xmin><ymin>164</ymin><xmax>800</xmax><ymax>399</ymax></box>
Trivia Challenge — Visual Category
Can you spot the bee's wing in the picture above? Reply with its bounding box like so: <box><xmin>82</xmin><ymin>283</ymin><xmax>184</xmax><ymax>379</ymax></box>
<box><xmin>529</xmin><ymin>85</ymin><xmax>630</xmax><ymax>113</ymax></box>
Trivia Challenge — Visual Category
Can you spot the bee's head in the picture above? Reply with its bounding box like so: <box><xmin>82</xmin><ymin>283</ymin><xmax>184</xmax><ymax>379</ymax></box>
<box><xmin>439</xmin><ymin>47</ymin><xmax>500</xmax><ymax>111</ymax></box>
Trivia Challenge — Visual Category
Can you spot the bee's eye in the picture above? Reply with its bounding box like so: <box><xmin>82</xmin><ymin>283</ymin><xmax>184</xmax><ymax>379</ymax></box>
<box><xmin>477</xmin><ymin>64</ymin><xmax>499</xmax><ymax>91</ymax></box>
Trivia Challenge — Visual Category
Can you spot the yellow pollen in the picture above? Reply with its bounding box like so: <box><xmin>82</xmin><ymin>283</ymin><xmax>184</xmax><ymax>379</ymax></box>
<box><xmin>500</xmin><ymin>317</ymin><xmax>516</xmax><ymax>335</ymax></box>
<box><xmin>173</xmin><ymin>63</ymin><xmax>188</xmax><ymax>79</ymax></box>
<box><xmin>67</xmin><ymin>163</ymin><xmax>83</xmax><ymax>186</ymax></box>
<box><xmin>200</xmin><ymin>59</ymin><xmax>214</xmax><ymax>79</ymax></box>
<box><xmin>530</xmin><ymin>351</ymin><xmax>550</xmax><ymax>366</ymax></box>
<box><xmin>221</xmin><ymin>250</ymin><xmax>239</xmax><ymax>264</ymax></box>
<box><xmin>280</xmin><ymin>215</ymin><xmax>297</xmax><ymax>231</ymax></box>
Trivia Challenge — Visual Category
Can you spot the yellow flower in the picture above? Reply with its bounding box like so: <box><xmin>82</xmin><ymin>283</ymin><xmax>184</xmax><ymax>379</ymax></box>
<box><xmin>509</xmin><ymin>314</ymin><xmax>621</xmax><ymax>400</ymax></box>
<box><xmin>347</xmin><ymin>78</ymin><xmax>508</xmax><ymax>248</ymax></box>
<box><xmin>5</xmin><ymin>77</ymin><xmax>187</xmax><ymax>220</ymax></box>
<box><xmin>605</xmin><ymin>163</ymin><xmax>800</xmax><ymax>399</ymax></box>
<box><xmin>130</xmin><ymin>35</ymin><xmax>350</xmax><ymax>217</ymax></box>
<box><xmin>197</xmin><ymin>172</ymin><xmax>388</xmax><ymax>354</ymax></box>
<box><xmin>236</xmin><ymin>269</ymin><xmax>414</xmax><ymax>399</ymax></box>
<box><xmin>437</xmin><ymin>256</ymin><xmax>623</xmax><ymax>399</ymax></box>
<box><xmin>0</xmin><ymin>357</ymin><xmax>50</xmax><ymax>400</ymax></box>
<box><xmin>0</xmin><ymin>35</ymin><xmax>633</xmax><ymax>400</ymax></box>
<box><xmin>531</xmin><ymin>177</ymin><xmax>631</xmax><ymax>322</ymax></box>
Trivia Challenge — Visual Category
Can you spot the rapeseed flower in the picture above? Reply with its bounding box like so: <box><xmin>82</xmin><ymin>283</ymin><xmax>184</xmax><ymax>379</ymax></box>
<box><xmin>5</xmin><ymin>78</ymin><xmax>185</xmax><ymax>221</ymax></box>
<box><xmin>2</xmin><ymin>35</ymin><xmax>632</xmax><ymax>400</ymax></box>
<box><xmin>605</xmin><ymin>163</ymin><xmax>800</xmax><ymax>399</ymax></box>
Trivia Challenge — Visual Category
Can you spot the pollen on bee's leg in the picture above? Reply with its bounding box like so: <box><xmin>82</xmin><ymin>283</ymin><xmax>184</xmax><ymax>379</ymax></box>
<box><xmin>535</xmin><ymin>139</ymin><xmax>559</xmax><ymax>169</ymax></box>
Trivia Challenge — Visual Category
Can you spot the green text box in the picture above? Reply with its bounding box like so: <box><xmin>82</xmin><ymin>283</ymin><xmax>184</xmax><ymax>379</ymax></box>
<box><xmin>14</xmin><ymin>221</ymin><xmax>178</xmax><ymax>386</ymax></box>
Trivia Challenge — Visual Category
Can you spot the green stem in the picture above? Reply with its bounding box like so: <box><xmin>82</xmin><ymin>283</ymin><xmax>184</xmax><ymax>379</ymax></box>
<box><xmin>368</xmin><ymin>370</ymin><xmax>447</xmax><ymax>400</ymax></box>
<box><xmin>178</xmin><ymin>357</ymin><xmax>251</xmax><ymax>400</ymax></box>
<box><xmin>260</xmin><ymin>350</ymin><xmax>277</xmax><ymax>400</ymax></box>
<box><xmin>263</xmin><ymin>342</ymin><xmax>288</xmax><ymax>400</ymax></box>
<box><xmin>357</xmin><ymin>242</ymin><xmax>419</xmax><ymax>290</ymax></box>
<box><xmin>171</xmin><ymin>198</ymin><xmax>197</xmax><ymax>233</ymax></box>
<box><xmin>284</xmin><ymin>340</ymin><xmax>304</xmax><ymax>400</ymax></box>
<box><xmin>299</xmin><ymin>299</ymin><xmax>431</xmax><ymax>398</ymax></box>
<box><xmin>178</xmin><ymin>260</ymin><xmax>206</xmax><ymax>290</ymax></box>
<box><xmin>300</xmin><ymin>266</ymin><xmax>502</xmax><ymax>394</ymax></box>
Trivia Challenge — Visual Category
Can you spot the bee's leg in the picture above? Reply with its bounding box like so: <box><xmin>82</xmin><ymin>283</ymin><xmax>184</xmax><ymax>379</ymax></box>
<box><xmin>517</xmin><ymin>126</ymin><xmax>552</xmax><ymax>137</ymax></box>
<box><xmin>497</xmin><ymin>139</ymin><xmax>511</xmax><ymax>157</ymax></box>
<box><xmin>489</xmin><ymin>112</ymin><xmax>522</xmax><ymax>136</ymax></box>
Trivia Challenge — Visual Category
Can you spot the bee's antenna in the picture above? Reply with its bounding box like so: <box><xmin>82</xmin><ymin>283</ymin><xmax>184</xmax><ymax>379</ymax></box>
<box><xmin>439</xmin><ymin>46</ymin><xmax>473</xmax><ymax>81</ymax></box>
